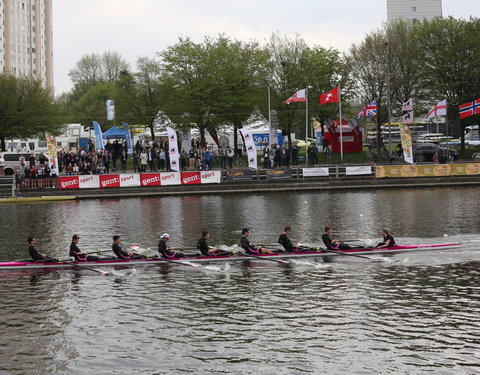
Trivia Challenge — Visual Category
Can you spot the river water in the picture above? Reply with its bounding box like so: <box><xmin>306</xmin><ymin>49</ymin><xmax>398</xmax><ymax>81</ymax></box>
<box><xmin>0</xmin><ymin>187</ymin><xmax>479</xmax><ymax>375</ymax></box>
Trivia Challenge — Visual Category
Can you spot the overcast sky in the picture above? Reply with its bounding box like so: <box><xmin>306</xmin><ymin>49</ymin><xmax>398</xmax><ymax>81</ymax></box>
<box><xmin>52</xmin><ymin>0</ymin><xmax>479</xmax><ymax>94</ymax></box>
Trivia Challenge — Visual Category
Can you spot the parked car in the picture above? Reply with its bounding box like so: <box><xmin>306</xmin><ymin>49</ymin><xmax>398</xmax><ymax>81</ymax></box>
<box><xmin>413</xmin><ymin>143</ymin><xmax>458</xmax><ymax>163</ymax></box>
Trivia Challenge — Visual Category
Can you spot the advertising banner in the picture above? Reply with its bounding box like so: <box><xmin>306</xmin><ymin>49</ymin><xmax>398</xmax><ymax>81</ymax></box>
<box><xmin>166</xmin><ymin>127</ymin><xmax>180</xmax><ymax>172</ymax></box>
<box><xmin>345</xmin><ymin>166</ymin><xmax>372</xmax><ymax>176</ymax></box>
<box><xmin>141</xmin><ymin>173</ymin><xmax>161</xmax><ymax>187</ymax></box>
<box><xmin>79</xmin><ymin>175</ymin><xmax>100</xmax><ymax>189</ymax></box>
<box><xmin>201</xmin><ymin>170</ymin><xmax>222</xmax><ymax>184</ymax></box>
<box><xmin>399</xmin><ymin>124</ymin><xmax>413</xmax><ymax>164</ymax></box>
<box><xmin>92</xmin><ymin>121</ymin><xmax>104</xmax><ymax>151</ymax></box>
<box><xmin>265</xmin><ymin>168</ymin><xmax>292</xmax><ymax>180</ymax></box>
<box><xmin>45</xmin><ymin>132</ymin><xmax>58</xmax><ymax>169</ymax></box>
<box><xmin>160</xmin><ymin>172</ymin><xmax>181</xmax><ymax>186</ymax></box>
<box><xmin>99</xmin><ymin>174</ymin><xmax>121</xmax><ymax>188</ymax></box>
<box><xmin>224</xmin><ymin>169</ymin><xmax>252</xmax><ymax>181</ymax></box>
<box><xmin>119</xmin><ymin>173</ymin><xmax>140</xmax><ymax>187</ymax></box>
<box><xmin>302</xmin><ymin>168</ymin><xmax>330</xmax><ymax>177</ymax></box>
<box><xmin>374</xmin><ymin>164</ymin><xmax>480</xmax><ymax>178</ymax></box>
<box><xmin>106</xmin><ymin>100</ymin><xmax>115</xmax><ymax>121</ymax></box>
<box><xmin>181</xmin><ymin>171</ymin><xmax>202</xmax><ymax>185</ymax></box>
<box><xmin>239</xmin><ymin>128</ymin><xmax>258</xmax><ymax>169</ymax></box>
<box><xmin>58</xmin><ymin>176</ymin><xmax>79</xmax><ymax>189</ymax></box>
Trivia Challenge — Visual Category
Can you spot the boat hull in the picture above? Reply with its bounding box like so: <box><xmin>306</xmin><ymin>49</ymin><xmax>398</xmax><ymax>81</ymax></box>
<box><xmin>0</xmin><ymin>243</ymin><xmax>464</xmax><ymax>271</ymax></box>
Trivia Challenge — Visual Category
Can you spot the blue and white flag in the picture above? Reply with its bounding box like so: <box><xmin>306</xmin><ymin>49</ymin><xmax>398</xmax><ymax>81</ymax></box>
<box><xmin>106</xmin><ymin>100</ymin><xmax>115</xmax><ymax>121</ymax></box>
<box><xmin>92</xmin><ymin>121</ymin><xmax>104</xmax><ymax>150</ymax></box>
<box><xmin>121</xmin><ymin>122</ymin><xmax>134</xmax><ymax>154</ymax></box>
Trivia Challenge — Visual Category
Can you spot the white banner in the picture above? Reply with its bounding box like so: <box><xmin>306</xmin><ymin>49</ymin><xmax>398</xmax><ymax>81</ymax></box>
<box><xmin>201</xmin><ymin>170</ymin><xmax>222</xmax><ymax>184</ymax></box>
<box><xmin>119</xmin><ymin>173</ymin><xmax>140</xmax><ymax>187</ymax></box>
<box><xmin>106</xmin><ymin>100</ymin><xmax>115</xmax><ymax>121</ymax></box>
<box><xmin>160</xmin><ymin>172</ymin><xmax>181</xmax><ymax>186</ymax></box>
<box><xmin>303</xmin><ymin>168</ymin><xmax>330</xmax><ymax>177</ymax></box>
<box><xmin>166</xmin><ymin>127</ymin><xmax>180</xmax><ymax>171</ymax></box>
<box><xmin>345</xmin><ymin>166</ymin><xmax>372</xmax><ymax>175</ymax></box>
<box><xmin>79</xmin><ymin>175</ymin><xmax>100</xmax><ymax>189</ymax></box>
<box><xmin>239</xmin><ymin>128</ymin><xmax>257</xmax><ymax>169</ymax></box>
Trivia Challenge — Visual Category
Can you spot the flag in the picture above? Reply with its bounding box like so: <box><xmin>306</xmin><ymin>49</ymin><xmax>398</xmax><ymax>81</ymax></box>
<box><xmin>106</xmin><ymin>99</ymin><xmax>115</xmax><ymax>121</ymax></box>
<box><xmin>319</xmin><ymin>87</ymin><xmax>339</xmax><ymax>105</ymax></box>
<box><xmin>427</xmin><ymin>99</ymin><xmax>447</xmax><ymax>119</ymax></box>
<box><xmin>239</xmin><ymin>128</ymin><xmax>257</xmax><ymax>169</ymax></box>
<box><xmin>357</xmin><ymin>101</ymin><xmax>377</xmax><ymax>118</ymax></box>
<box><xmin>402</xmin><ymin>111</ymin><xmax>414</xmax><ymax>124</ymax></box>
<box><xmin>284</xmin><ymin>89</ymin><xmax>306</xmax><ymax>104</ymax></box>
<box><xmin>459</xmin><ymin>98</ymin><xmax>480</xmax><ymax>119</ymax></box>
<box><xmin>92</xmin><ymin>121</ymin><xmax>104</xmax><ymax>150</ymax></box>
<box><xmin>121</xmin><ymin>122</ymin><xmax>133</xmax><ymax>154</ymax></box>
<box><xmin>399</xmin><ymin>124</ymin><xmax>413</xmax><ymax>164</ymax></box>
<box><xmin>166</xmin><ymin>127</ymin><xmax>180</xmax><ymax>171</ymax></box>
<box><xmin>402</xmin><ymin>98</ymin><xmax>413</xmax><ymax>111</ymax></box>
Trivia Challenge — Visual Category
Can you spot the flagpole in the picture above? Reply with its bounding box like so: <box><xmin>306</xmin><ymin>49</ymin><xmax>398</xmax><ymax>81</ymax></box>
<box><xmin>268</xmin><ymin>85</ymin><xmax>272</xmax><ymax>144</ymax></box>
<box><xmin>339</xmin><ymin>85</ymin><xmax>343</xmax><ymax>163</ymax></box>
<box><xmin>305</xmin><ymin>86</ymin><xmax>309</xmax><ymax>164</ymax></box>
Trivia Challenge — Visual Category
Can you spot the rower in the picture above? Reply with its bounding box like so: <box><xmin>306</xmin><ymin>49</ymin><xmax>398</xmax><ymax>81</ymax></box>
<box><xmin>158</xmin><ymin>233</ymin><xmax>185</xmax><ymax>258</ymax></box>
<box><xmin>240</xmin><ymin>228</ymin><xmax>272</xmax><ymax>254</ymax></box>
<box><xmin>196</xmin><ymin>231</ymin><xmax>228</xmax><ymax>256</ymax></box>
<box><xmin>278</xmin><ymin>226</ymin><xmax>301</xmax><ymax>252</ymax></box>
<box><xmin>28</xmin><ymin>237</ymin><xmax>55</xmax><ymax>262</ymax></box>
<box><xmin>322</xmin><ymin>226</ymin><xmax>352</xmax><ymax>251</ymax></box>
<box><xmin>69</xmin><ymin>234</ymin><xmax>101</xmax><ymax>261</ymax></box>
<box><xmin>375</xmin><ymin>229</ymin><xmax>396</xmax><ymax>249</ymax></box>
<box><xmin>112</xmin><ymin>235</ymin><xmax>144</xmax><ymax>260</ymax></box>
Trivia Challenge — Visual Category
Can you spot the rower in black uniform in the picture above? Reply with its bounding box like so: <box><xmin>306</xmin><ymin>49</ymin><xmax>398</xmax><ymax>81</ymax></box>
<box><xmin>28</xmin><ymin>237</ymin><xmax>55</xmax><ymax>262</ymax></box>
<box><xmin>158</xmin><ymin>233</ymin><xmax>185</xmax><ymax>258</ymax></box>
<box><xmin>112</xmin><ymin>235</ymin><xmax>144</xmax><ymax>260</ymax></box>
<box><xmin>322</xmin><ymin>226</ymin><xmax>352</xmax><ymax>250</ymax></box>
<box><xmin>240</xmin><ymin>228</ymin><xmax>272</xmax><ymax>254</ymax></box>
<box><xmin>279</xmin><ymin>225</ymin><xmax>304</xmax><ymax>252</ymax></box>
<box><xmin>196</xmin><ymin>231</ymin><xmax>228</xmax><ymax>256</ymax></box>
<box><xmin>70</xmin><ymin>234</ymin><xmax>101</xmax><ymax>261</ymax></box>
<box><xmin>375</xmin><ymin>229</ymin><xmax>396</xmax><ymax>249</ymax></box>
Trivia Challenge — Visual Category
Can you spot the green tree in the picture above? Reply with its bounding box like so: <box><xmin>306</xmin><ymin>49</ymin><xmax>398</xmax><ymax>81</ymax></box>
<box><xmin>411</xmin><ymin>16</ymin><xmax>480</xmax><ymax>152</ymax></box>
<box><xmin>0</xmin><ymin>74</ymin><xmax>62</xmax><ymax>151</ymax></box>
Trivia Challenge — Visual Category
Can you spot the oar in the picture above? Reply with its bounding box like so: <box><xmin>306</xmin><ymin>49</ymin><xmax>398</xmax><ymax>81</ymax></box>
<box><xmin>240</xmin><ymin>252</ymin><xmax>289</xmax><ymax>264</ymax></box>
<box><xmin>57</xmin><ymin>260</ymin><xmax>110</xmax><ymax>275</ymax></box>
<box><xmin>318</xmin><ymin>247</ymin><xmax>374</xmax><ymax>260</ymax></box>
<box><xmin>147</xmin><ymin>255</ymin><xmax>201</xmax><ymax>268</ymax></box>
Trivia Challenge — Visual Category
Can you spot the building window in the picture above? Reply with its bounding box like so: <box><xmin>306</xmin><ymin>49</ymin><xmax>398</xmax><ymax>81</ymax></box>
<box><xmin>412</xmin><ymin>7</ymin><xmax>417</xmax><ymax>12</ymax></box>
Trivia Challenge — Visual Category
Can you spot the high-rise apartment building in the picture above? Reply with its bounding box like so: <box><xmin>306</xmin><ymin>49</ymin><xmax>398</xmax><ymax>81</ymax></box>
<box><xmin>387</xmin><ymin>0</ymin><xmax>442</xmax><ymax>23</ymax></box>
<box><xmin>0</xmin><ymin>0</ymin><xmax>53</xmax><ymax>91</ymax></box>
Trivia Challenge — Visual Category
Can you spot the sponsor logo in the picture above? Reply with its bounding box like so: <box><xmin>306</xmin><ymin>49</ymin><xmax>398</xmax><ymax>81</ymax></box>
<box><xmin>142</xmin><ymin>176</ymin><xmax>160</xmax><ymax>185</ymax></box>
<box><xmin>60</xmin><ymin>179</ymin><xmax>78</xmax><ymax>188</ymax></box>
<box><xmin>161</xmin><ymin>173</ymin><xmax>176</xmax><ymax>181</ymax></box>
<box><xmin>101</xmin><ymin>177</ymin><xmax>119</xmax><ymax>187</ymax></box>
<box><xmin>183</xmin><ymin>174</ymin><xmax>200</xmax><ymax>184</ymax></box>
<box><xmin>121</xmin><ymin>175</ymin><xmax>134</xmax><ymax>182</ymax></box>
<box><xmin>202</xmin><ymin>172</ymin><xmax>215</xmax><ymax>179</ymax></box>
<box><xmin>79</xmin><ymin>176</ymin><xmax>94</xmax><ymax>183</ymax></box>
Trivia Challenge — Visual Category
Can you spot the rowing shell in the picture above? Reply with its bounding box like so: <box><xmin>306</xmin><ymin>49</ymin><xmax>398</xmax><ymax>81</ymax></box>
<box><xmin>0</xmin><ymin>243</ymin><xmax>463</xmax><ymax>271</ymax></box>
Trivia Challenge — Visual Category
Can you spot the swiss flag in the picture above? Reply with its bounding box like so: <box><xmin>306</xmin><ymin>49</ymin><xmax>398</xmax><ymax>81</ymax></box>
<box><xmin>319</xmin><ymin>87</ymin><xmax>339</xmax><ymax>105</ymax></box>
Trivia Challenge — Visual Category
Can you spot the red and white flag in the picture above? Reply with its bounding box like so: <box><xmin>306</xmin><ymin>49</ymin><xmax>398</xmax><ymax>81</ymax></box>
<box><xmin>284</xmin><ymin>89</ymin><xmax>306</xmax><ymax>104</ymax></box>
<box><xmin>459</xmin><ymin>98</ymin><xmax>480</xmax><ymax>119</ymax></box>
<box><xmin>427</xmin><ymin>99</ymin><xmax>447</xmax><ymax>119</ymax></box>
<box><xmin>402</xmin><ymin>98</ymin><xmax>413</xmax><ymax>111</ymax></box>
<box><xmin>319</xmin><ymin>87</ymin><xmax>339</xmax><ymax>105</ymax></box>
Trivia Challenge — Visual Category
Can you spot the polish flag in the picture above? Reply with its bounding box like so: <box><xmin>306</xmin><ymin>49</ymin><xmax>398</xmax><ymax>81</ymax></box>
<box><xmin>319</xmin><ymin>87</ymin><xmax>339</xmax><ymax>105</ymax></box>
<box><xmin>284</xmin><ymin>89</ymin><xmax>306</xmax><ymax>104</ymax></box>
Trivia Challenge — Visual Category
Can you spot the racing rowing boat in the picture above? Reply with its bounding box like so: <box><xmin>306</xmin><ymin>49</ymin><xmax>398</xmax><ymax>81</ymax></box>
<box><xmin>0</xmin><ymin>243</ymin><xmax>463</xmax><ymax>271</ymax></box>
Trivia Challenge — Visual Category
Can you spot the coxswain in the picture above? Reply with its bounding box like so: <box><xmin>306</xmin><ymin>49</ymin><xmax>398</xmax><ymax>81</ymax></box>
<box><xmin>28</xmin><ymin>237</ymin><xmax>55</xmax><ymax>262</ymax></box>
<box><xmin>112</xmin><ymin>235</ymin><xmax>144</xmax><ymax>260</ymax></box>
<box><xmin>158</xmin><ymin>233</ymin><xmax>185</xmax><ymax>258</ymax></box>
<box><xmin>375</xmin><ymin>229</ymin><xmax>396</xmax><ymax>249</ymax></box>
<box><xmin>196</xmin><ymin>231</ymin><xmax>228</xmax><ymax>256</ymax></box>
<box><xmin>322</xmin><ymin>226</ymin><xmax>352</xmax><ymax>251</ymax></box>
<box><xmin>240</xmin><ymin>228</ymin><xmax>272</xmax><ymax>254</ymax></box>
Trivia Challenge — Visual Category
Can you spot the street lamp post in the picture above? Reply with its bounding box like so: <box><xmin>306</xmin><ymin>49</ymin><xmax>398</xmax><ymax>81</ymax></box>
<box><xmin>384</xmin><ymin>41</ymin><xmax>392</xmax><ymax>157</ymax></box>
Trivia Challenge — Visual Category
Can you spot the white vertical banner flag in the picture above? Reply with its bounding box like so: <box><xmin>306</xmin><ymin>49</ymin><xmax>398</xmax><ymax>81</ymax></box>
<box><xmin>402</xmin><ymin>98</ymin><xmax>413</xmax><ymax>111</ymax></box>
<box><xmin>106</xmin><ymin>100</ymin><xmax>115</xmax><ymax>121</ymax></box>
<box><xmin>166</xmin><ymin>127</ymin><xmax>180</xmax><ymax>172</ymax></box>
<box><xmin>402</xmin><ymin>111</ymin><xmax>414</xmax><ymax>124</ymax></box>
<box><xmin>239</xmin><ymin>128</ymin><xmax>257</xmax><ymax>169</ymax></box>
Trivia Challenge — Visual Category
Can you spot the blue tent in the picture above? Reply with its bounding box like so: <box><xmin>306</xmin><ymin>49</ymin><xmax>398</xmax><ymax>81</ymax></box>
<box><xmin>102</xmin><ymin>126</ymin><xmax>128</xmax><ymax>139</ymax></box>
